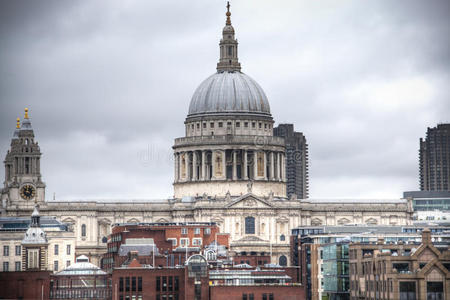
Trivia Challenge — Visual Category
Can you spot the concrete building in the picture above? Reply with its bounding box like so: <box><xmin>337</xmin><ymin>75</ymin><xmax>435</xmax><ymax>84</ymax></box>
<box><xmin>419</xmin><ymin>123</ymin><xmax>450</xmax><ymax>191</ymax></box>
<box><xmin>404</xmin><ymin>190</ymin><xmax>450</xmax><ymax>211</ymax></box>
<box><xmin>1</xmin><ymin>4</ymin><xmax>413</xmax><ymax>267</ymax></box>
<box><xmin>349</xmin><ymin>228</ymin><xmax>450</xmax><ymax>300</ymax></box>
<box><xmin>273</xmin><ymin>124</ymin><xmax>309</xmax><ymax>199</ymax></box>
<box><xmin>0</xmin><ymin>205</ymin><xmax>75</xmax><ymax>272</ymax></box>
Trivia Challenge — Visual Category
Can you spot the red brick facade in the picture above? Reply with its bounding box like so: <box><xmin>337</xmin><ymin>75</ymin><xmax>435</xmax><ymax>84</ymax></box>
<box><xmin>0</xmin><ymin>271</ymin><xmax>51</xmax><ymax>300</ymax></box>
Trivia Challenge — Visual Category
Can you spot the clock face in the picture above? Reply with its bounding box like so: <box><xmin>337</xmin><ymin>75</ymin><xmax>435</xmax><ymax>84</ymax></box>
<box><xmin>20</xmin><ymin>184</ymin><xmax>36</xmax><ymax>200</ymax></box>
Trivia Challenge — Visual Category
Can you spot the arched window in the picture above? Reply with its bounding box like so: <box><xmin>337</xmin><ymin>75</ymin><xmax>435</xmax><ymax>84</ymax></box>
<box><xmin>245</xmin><ymin>217</ymin><xmax>255</xmax><ymax>234</ymax></box>
<box><xmin>279</xmin><ymin>255</ymin><xmax>287</xmax><ymax>266</ymax></box>
<box><xmin>280</xmin><ymin>234</ymin><xmax>285</xmax><ymax>241</ymax></box>
<box><xmin>81</xmin><ymin>224</ymin><xmax>86</xmax><ymax>237</ymax></box>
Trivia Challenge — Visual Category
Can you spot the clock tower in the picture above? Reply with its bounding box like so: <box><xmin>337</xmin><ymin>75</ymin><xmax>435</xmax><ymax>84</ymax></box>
<box><xmin>1</xmin><ymin>108</ymin><xmax>46</xmax><ymax>211</ymax></box>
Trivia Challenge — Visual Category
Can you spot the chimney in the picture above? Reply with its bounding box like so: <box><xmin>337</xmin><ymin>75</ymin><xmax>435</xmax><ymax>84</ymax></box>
<box><xmin>422</xmin><ymin>228</ymin><xmax>431</xmax><ymax>245</ymax></box>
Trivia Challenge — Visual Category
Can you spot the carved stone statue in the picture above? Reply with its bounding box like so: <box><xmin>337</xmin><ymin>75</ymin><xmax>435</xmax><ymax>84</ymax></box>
<box><xmin>247</xmin><ymin>180</ymin><xmax>253</xmax><ymax>193</ymax></box>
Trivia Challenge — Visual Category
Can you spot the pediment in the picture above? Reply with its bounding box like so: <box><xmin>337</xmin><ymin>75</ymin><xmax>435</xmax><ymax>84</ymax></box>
<box><xmin>226</xmin><ymin>193</ymin><xmax>273</xmax><ymax>209</ymax></box>
<box><xmin>62</xmin><ymin>217</ymin><xmax>76</xmax><ymax>224</ymax></box>
<box><xmin>236</xmin><ymin>235</ymin><xmax>266</xmax><ymax>242</ymax></box>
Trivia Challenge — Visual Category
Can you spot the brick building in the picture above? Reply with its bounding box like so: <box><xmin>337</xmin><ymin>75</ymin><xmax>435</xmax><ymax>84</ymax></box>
<box><xmin>103</xmin><ymin>222</ymin><xmax>229</xmax><ymax>271</ymax></box>
<box><xmin>0</xmin><ymin>270</ymin><xmax>51</xmax><ymax>299</ymax></box>
<box><xmin>112</xmin><ymin>254</ymin><xmax>304</xmax><ymax>300</ymax></box>
<box><xmin>291</xmin><ymin>225</ymin><xmax>450</xmax><ymax>300</ymax></box>
<box><xmin>349</xmin><ymin>228</ymin><xmax>450</xmax><ymax>300</ymax></box>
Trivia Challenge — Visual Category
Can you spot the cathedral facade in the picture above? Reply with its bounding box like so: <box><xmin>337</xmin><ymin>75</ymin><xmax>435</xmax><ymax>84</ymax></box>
<box><xmin>1</xmin><ymin>5</ymin><xmax>413</xmax><ymax>267</ymax></box>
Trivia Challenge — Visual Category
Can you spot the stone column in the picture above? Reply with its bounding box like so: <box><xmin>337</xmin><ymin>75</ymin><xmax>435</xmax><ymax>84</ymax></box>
<box><xmin>222</xmin><ymin>150</ymin><xmax>226</xmax><ymax>180</ymax></box>
<box><xmin>253</xmin><ymin>151</ymin><xmax>258</xmax><ymax>180</ymax></box>
<box><xmin>192</xmin><ymin>151</ymin><xmax>197</xmax><ymax>181</ymax></box>
<box><xmin>174</xmin><ymin>153</ymin><xmax>178</xmax><ymax>182</ymax></box>
<box><xmin>201</xmin><ymin>150</ymin><xmax>206</xmax><ymax>181</ymax></box>
<box><xmin>243</xmin><ymin>150</ymin><xmax>248</xmax><ymax>180</ymax></box>
<box><xmin>179</xmin><ymin>152</ymin><xmax>184</xmax><ymax>181</ymax></box>
<box><xmin>281</xmin><ymin>153</ymin><xmax>286</xmax><ymax>181</ymax></box>
<box><xmin>270</xmin><ymin>152</ymin><xmax>274</xmax><ymax>180</ymax></box>
<box><xmin>232</xmin><ymin>150</ymin><xmax>237</xmax><ymax>180</ymax></box>
<box><xmin>211</xmin><ymin>151</ymin><xmax>216</xmax><ymax>180</ymax></box>
<box><xmin>263</xmin><ymin>151</ymin><xmax>267</xmax><ymax>180</ymax></box>
<box><xmin>186</xmin><ymin>151</ymin><xmax>191</xmax><ymax>181</ymax></box>
<box><xmin>276</xmin><ymin>152</ymin><xmax>281</xmax><ymax>181</ymax></box>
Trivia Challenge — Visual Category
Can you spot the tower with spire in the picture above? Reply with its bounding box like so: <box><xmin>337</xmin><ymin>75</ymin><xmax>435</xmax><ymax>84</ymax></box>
<box><xmin>1</xmin><ymin>108</ymin><xmax>46</xmax><ymax>210</ymax></box>
<box><xmin>216</xmin><ymin>2</ymin><xmax>241</xmax><ymax>72</ymax></box>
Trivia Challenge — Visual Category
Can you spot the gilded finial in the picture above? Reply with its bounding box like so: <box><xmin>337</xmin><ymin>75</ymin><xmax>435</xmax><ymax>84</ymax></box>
<box><xmin>226</xmin><ymin>1</ymin><xmax>231</xmax><ymax>25</ymax></box>
<box><xmin>24</xmin><ymin>108</ymin><xmax>29</xmax><ymax>119</ymax></box>
<box><xmin>16</xmin><ymin>117</ymin><xmax>20</xmax><ymax>129</ymax></box>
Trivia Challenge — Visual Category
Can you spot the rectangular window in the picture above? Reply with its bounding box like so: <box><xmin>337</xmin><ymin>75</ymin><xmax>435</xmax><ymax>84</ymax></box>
<box><xmin>125</xmin><ymin>277</ymin><xmax>130</xmax><ymax>292</ymax></box>
<box><xmin>3</xmin><ymin>262</ymin><xmax>9</xmax><ymax>272</ymax></box>
<box><xmin>249</xmin><ymin>295</ymin><xmax>254</xmax><ymax>300</ymax></box>
<box><xmin>204</xmin><ymin>228</ymin><xmax>211</xmax><ymax>235</ymax></box>
<box><xmin>259</xmin><ymin>123</ymin><xmax>262</xmax><ymax>129</ymax></box>
<box><xmin>138</xmin><ymin>277</ymin><xmax>142</xmax><ymax>292</ymax></box>
<box><xmin>168</xmin><ymin>276</ymin><xmax>173</xmax><ymax>291</ymax></box>
<box><xmin>119</xmin><ymin>277</ymin><xmax>124</xmax><ymax>292</ymax></box>
<box><xmin>162</xmin><ymin>276</ymin><xmax>167</xmax><ymax>292</ymax></box>
<box><xmin>54</xmin><ymin>244</ymin><xmax>59</xmax><ymax>255</ymax></box>
<box><xmin>228</xmin><ymin>46</ymin><xmax>232</xmax><ymax>56</ymax></box>
<box><xmin>174</xmin><ymin>277</ymin><xmax>179</xmax><ymax>291</ymax></box>
<box><xmin>218</xmin><ymin>122</ymin><xmax>223</xmax><ymax>128</ymax></box>
<box><xmin>66</xmin><ymin>260</ymin><xmax>71</xmax><ymax>267</ymax></box>
<box><xmin>3</xmin><ymin>245</ymin><xmax>9</xmax><ymax>256</ymax></box>
<box><xmin>196</xmin><ymin>123</ymin><xmax>200</xmax><ymax>129</ymax></box>
<box><xmin>156</xmin><ymin>276</ymin><xmax>160</xmax><ymax>291</ymax></box>
<box><xmin>264</xmin><ymin>124</ymin><xmax>267</xmax><ymax>129</ymax></box>
<box><xmin>180</xmin><ymin>238</ymin><xmax>189</xmax><ymax>247</ymax></box>
<box><xmin>236</xmin><ymin>122</ymin><xmax>240</xmax><ymax>127</ymax></box>
<box><xmin>15</xmin><ymin>261</ymin><xmax>21</xmax><ymax>271</ymax></box>
<box><xmin>67</xmin><ymin>245</ymin><xmax>71</xmax><ymax>255</ymax></box>
<box><xmin>194</xmin><ymin>228</ymin><xmax>200</xmax><ymax>235</ymax></box>
<box><xmin>193</xmin><ymin>238</ymin><xmax>202</xmax><ymax>246</ymax></box>
<box><xmin>252</xmin><ymin>122</ymin><xmax>256</xmax><ymax>128</ymax></box>
<box><xmin>227</xmin><ymin>122</ymin><xmax>232</xmax><ymax>126</ymax></box>
<box><xmin>132</xmin><ymin>277</ymin><xmax>136</xmax><ymax>291</ymax></box>
<box><xmin>203</xmin><ymin>123</ymin><xmax>206</xmax><ymax>129</ymax></box>
<box><xmin>54</xmin><ymin>260</ymin><xmax>58</xmax><ymax>271</ymax></box>
<box><xmin>244</xmin><ymin>122</ymin><xmax>248</xmax><ymax>128</ymax></box>
<box><xmin>242</xmin><ymin>294</ymin><xmax>247</xmax><ymax>300</ymax></box>
<box><xmin>15</xmin><ymin>245</ymin><xmax>21</xmax><ymax>256</ymax></box>
<box><xmin>168</xmin><ymin>238</ymin><xmax>177</xmax><ymax>246</ymax></box>
<box><xmin>269</xmin><ymin>294</ymin><xmax>274</xmax><ymax>300</ymax></box>
<box><xmin>181</xmin><ymin>228</ymin><xmax>188</xmax><ymax>235</ymax></box>
<box><xmin>262</xmin><ymin>294</ymin><xmax>267</xmax><ymax>300</ymax></box>
<box><xmin>210</xmin><ymin>122</ymin><xmax>214</xmax><ymax>128</ymax></box>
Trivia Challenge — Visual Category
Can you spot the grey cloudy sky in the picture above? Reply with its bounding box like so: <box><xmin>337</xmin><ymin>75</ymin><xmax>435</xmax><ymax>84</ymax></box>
<box><xmin>0</xmin><ymin>0</ymin><xmax>449</xmax><ymax>200</ymax></box>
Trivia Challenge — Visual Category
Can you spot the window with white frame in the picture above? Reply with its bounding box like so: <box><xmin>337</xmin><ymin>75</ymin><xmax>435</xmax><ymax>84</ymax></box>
<box><xmin>181</xmin><ymin>228</ymin><xmax>188</xmax><ymax>235</ymax></box>
<box><xmin>3</xmin><ymin>245</ymin><xmax>9</xmax><ymax>256</ymax></box>
<box><xmin>67</xmin><ymin>245</ymin><xmax>71</xmax><ymax>255</ymax></box>
<box><xmin>15</xmin><ymin>261</ymin><xmax>21</xmax><ymax>271</ymax></box>
<box><xmin>28</xmin><ymin>249</ymin><xmax>39</xmax><ymax>269</ymax></box>
<box><xmin>15</xmin><ymin>245</ymin><xmax>21</xmax><ymax>256</ymax></box>
<box><xmin>192</xmin><ymin>238</ymin><xmax>202</xmax><ymax>246</ymax></box>
<box><xmin>180</xmin><ymin>238</ymin><xmax>189</xmax><ymax>247</ymax></box>
<box><xmin>167</xmin><ymin>238</ymin><xmax>177</xmax><ymax>246</ymax></box>
<box><xmin>194</xmin><ymin>228</ymin><xmax>200</xmax><ymax>235</ymax></box>
<box><xmin>204</xmin><ymin>228</ymin><xmax>211</xmax><ymax>235</ymax></box>
<box><xmin>3</xmin><ymin>262</ymin><xmax>9</xmax><ymax>272</ymax></box>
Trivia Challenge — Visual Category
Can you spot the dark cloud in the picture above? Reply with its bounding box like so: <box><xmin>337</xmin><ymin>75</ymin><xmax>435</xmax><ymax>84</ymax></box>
<box><xmin>0</xmin><ymin>0</ymin><xmax>448</xmax><ymax>200</ymax></box>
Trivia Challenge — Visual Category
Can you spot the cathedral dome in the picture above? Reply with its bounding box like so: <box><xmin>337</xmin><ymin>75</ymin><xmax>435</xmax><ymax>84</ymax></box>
<box><xmin>187</xmin><ymin>71</ymin><xmax>271</xmax><ymax>117</ymax></box>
